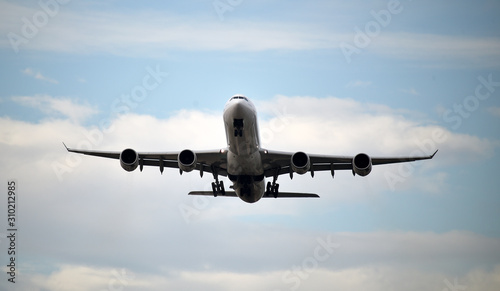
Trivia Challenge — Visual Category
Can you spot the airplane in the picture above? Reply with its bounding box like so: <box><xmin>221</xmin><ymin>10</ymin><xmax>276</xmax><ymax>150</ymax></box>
<box><xmin>64</xmin><ymin>95</ymin><xmax>438</xmax><ymax>203</ymax></box>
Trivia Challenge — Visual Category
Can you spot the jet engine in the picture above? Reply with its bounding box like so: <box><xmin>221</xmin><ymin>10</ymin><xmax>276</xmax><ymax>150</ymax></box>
<box><xmin>178</xmin><ymin>149</ymin><xmax>197</xmax><ymax>172</ymax></box>
<box><xmin>291</xmin><ymin>151</ymin><xmax>310</xmax><ymax>174</ymax></box>
<box><xmin>120</xmin><ymin>148</ymin><xmax>139</xmax><ymax>171</ymax></box>
<box><xmin>352</xmin><ymin>153</ymin><xmax>372</xmax><ymax>176</ymax></box>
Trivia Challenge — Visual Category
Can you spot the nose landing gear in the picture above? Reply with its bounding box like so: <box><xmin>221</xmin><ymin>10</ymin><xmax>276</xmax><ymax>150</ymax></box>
<box><xmin>233</xmin><ymin>119</ymin><xmax>243</xmax><ymax>137</ymax></box>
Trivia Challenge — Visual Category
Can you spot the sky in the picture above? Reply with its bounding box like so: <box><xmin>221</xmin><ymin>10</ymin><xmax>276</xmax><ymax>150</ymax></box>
<box><xmin>0</xmin><ymin>0</ymin><xmax>500</xmax><ymax>290</ymax></box>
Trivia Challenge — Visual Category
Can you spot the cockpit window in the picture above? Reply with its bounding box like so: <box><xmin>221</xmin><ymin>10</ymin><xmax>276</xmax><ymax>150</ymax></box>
<box><xmin>230</xmin><ymin>95</ymin><xmax>248</xmax><ymax>101</ymax></box>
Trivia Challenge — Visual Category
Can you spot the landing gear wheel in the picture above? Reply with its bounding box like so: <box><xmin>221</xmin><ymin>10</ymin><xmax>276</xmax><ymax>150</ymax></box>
<box><xmin>211</xmin><ymin>180</ymin><xmax>225</xmax><ymax>197</ymax></box>
<box><xmin>219</xmin><ymin>180</ymin><xmax>225</xmax><ymax>196</ymax></box>
<box><xmin>266</xmin><ymin>181</ymin><xmax>280</xmax><ymax>198</ymax></box>
<box><xmin>211</xmin><ymin>167</ymin><xmax>225</xmax><ymax>197</ymax></box>
<box><xmin>273</xmin><ymin>184</ymin><xmax>279</xmax><ymax>198</ymax></box>
<box><xmin>212</xmin><ymin>182</ymin><xmax>218</xmax><ymax>197</ymax></box>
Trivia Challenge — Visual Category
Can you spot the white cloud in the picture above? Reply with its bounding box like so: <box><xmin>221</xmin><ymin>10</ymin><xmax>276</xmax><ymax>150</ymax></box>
<box><xmin>257</xmin><ymin>95</ymin><xmax>494</xmax><ymax>162</ymax></box>
<box><xmin>26</xmin><ymin>265</ymin><xmax>497</xmax><ymax>291</ymax></box>
<box><xmin>22</xmin><ymin>67</ymin><xmax>58</xmax><ymax>84</ymax></box>
<box><xmin>12</xmin><ymin>233</ymin><xmax>500</xmax><ymax>291</ymax></box>
<box><xmin>11</xmin><ymin>95</ymin><xmax>98</xmax><ymax>123</ymax></box>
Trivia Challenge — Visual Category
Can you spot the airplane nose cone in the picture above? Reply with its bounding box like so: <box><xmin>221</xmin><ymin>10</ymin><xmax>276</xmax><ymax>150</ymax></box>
<box><xmin>226</xmin><ymin>99</ymin><xmax>251</xmax><ymax>119</ymax></box>
<box><xmin>232</xmin><ymin>100</ymin><xmax>246</xmax><ymax>115</ymax></box>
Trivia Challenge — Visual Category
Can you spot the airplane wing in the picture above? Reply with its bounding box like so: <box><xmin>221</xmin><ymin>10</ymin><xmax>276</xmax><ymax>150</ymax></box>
<box><xmin>260</xmin><ymin>149</ymin><xmax>438</xmax><ymax>178</ymax></box>
<box><xmin>63</xmin><ymin>143</ymin><xmax>228</xmax><ymax>177</ymax></box>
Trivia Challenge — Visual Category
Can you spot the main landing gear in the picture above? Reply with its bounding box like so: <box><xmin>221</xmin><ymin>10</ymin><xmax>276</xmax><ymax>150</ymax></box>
<box><xmin>211</xmin><ymin>167</ymin><xmax>225</xmax><ymax>197</ymax></box>
<box><xmin>211</xmin><ymin>180</ymin><xmax>225</xmax><ymax>197</ymax></box>
<box><xmin>265</xmin><ymin>171</ymin><xmax>280</xmax><ymax>198</ymax></box>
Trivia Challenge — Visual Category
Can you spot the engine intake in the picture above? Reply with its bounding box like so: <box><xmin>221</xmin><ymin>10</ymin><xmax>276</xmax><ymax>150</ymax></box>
<box><xmin>353</xmin><ymin>153</ymin><xmax>372</xmax><ymax>176</ymax></box>
<box><xmin>291</xmin><ymin>151</ymin><xmax>310</xmax><ymax>174</ymax></box>
<box><xmin>120</xmin><ymin>148</ymin><xmax>139</xmax><ymax>171</ymax></box>
<box><xmin>178</xmin><ymin>149</ymin><xmax>197</xmax><ymax>172</ymax></box>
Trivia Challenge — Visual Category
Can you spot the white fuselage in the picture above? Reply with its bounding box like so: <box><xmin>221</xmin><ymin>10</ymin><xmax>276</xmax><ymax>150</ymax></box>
<box><xmin>223</xmin><ymin>96</ymin><xmax>266</xmax><ymax>203</ymax></box>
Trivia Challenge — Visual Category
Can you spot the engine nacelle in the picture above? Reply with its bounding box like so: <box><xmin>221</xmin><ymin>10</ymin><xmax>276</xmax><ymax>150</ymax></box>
<box><xmin>352</xmin><ymin>153</ymin><xmax>372</xmax><ymax>176</ymax></box>
<box><xmin>178</xmin><ymin>149</ymin><xmax>197</xmax><ymax>172</ymax></box>
<box><xmin>120</xmin><ymin>148</ymin><xmax>139</xmax><ymax>172</ymax></box>
<box><xmin>291</xmin><ymin>151</ymin><xmax>310</xmax><ymax>175</ymax></box>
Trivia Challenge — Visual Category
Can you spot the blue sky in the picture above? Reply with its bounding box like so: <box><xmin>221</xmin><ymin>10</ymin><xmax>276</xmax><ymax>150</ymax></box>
<box><xmin>1</xmin><ymin>0</ymin><xmax>500</xmax><ymax>290</ymax></box>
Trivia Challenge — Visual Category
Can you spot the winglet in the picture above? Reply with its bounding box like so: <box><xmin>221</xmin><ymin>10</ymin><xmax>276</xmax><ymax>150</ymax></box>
<box><xmin>62</xmin><ymin>142</ymin><xmax>69</xmax><ymax>151</ymax></box>
<box><xmin>430</xmin><ymin>149</ymin><xmax>438</xmax><ymax>159</ymax></box>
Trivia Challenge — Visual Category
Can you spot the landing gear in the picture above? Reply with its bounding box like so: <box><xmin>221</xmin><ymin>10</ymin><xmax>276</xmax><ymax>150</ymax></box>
<box><xmin>234</xmin><ymin>129</ymin><xmax>243</xmax><ymax>137</ymax></box>
<box><xmin>211</xmin><ymin>180</ymin><xmax>225</xmax><ymax>197</ymax></box>
<box><xmin>211</xmin><ymin>166</ymin><xmax>225</xmax><ymax>197</ymax></box>
<box><xmin>266</xmin><ymin>181</ymin><xmax>279</xmax><ymax>198</ymax></box>
<box><xmin>265</xmin><ymin>170</ymin><xmax>280</xmax><ymax>198</ymax></box>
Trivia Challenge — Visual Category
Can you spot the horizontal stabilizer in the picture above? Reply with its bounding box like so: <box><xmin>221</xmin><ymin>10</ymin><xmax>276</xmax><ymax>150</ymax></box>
<box><xmin>188</xmin><ymin>191</ymin><xmax>319</xmax><ymax>198</ymax></box>
<box><xmin>189</xmin><ymin>191</ymin><xmax>238</xmax><ymax>197</ymax></box>
<box><xmin>264</xmin><ymin>192</ymin><xmax>320</xmax><ymax>198</ymax></box>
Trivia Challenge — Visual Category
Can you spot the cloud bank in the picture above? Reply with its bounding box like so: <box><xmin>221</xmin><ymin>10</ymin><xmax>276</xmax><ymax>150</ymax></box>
<box><xmin>0</xmin><ymin>95</ymin><xmax>498</xmax><ymax>290</ymax></box>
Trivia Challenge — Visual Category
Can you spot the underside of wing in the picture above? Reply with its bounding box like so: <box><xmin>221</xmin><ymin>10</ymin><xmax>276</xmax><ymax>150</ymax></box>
<box><xmin>260</xmin><ymin>149</ymin><xmax>438</xmax><ymax>178</ymax></box>
<box><xmin>63</xmin><ymin>143</ymin><xmax>228</xmax><ymax>176</ymax></box>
